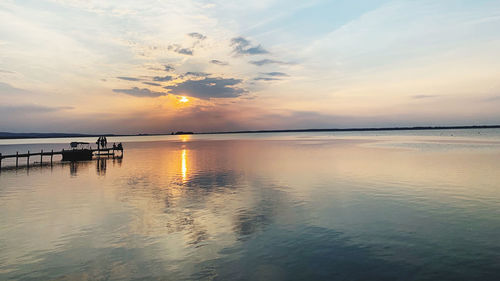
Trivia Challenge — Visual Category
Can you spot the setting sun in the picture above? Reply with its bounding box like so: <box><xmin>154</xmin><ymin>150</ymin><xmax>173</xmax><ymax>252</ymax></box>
<box><xmin>179</xmin><ymin>96</ymin><xmax>189</xmax><ymax>103</ymax></box>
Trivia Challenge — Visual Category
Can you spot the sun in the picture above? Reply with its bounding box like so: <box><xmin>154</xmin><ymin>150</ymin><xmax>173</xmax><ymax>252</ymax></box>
<box><xmin>179</xmin><ymin>96</ymin><xmax>189</xmax><ymax>103</ymax></box>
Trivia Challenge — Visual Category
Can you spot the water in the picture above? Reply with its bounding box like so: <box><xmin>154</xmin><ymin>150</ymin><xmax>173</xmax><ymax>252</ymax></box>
<box><xmin>1</xmin><ymin>130</ymin><xmax>500</xmax><ymax>280</ymax></box>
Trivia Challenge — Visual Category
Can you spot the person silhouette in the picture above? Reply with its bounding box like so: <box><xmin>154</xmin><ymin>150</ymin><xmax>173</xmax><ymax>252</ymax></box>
<box><xmin>100</xmin><ymin>137</ymin><xmax>105</xmax><ymax>148</ymax></box>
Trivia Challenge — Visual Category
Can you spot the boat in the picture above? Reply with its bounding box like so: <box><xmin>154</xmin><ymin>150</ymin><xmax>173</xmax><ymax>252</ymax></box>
<box><xmin>61</xmin><ymin>142</ymin><xmax>93</xmax><ymax>161</ymax></box>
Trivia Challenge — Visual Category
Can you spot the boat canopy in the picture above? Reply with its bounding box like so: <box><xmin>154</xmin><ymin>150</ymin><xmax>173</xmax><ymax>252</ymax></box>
<box><xmin>70</xmin><ymin>142</ymin><xmax>90</xmax><ymax>148</ymax></box>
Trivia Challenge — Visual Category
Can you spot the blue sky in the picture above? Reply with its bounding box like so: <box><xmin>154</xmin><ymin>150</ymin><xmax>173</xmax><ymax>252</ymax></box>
<box><xmin>1</xmin><ymin>0</ymin><xmax>500</xmax><ymax>133</ymax></box>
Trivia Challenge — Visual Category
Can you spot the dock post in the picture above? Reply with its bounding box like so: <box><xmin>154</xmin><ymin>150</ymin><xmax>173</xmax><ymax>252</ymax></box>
<box><xmin>27</xmin><ymin>151</ymin><xmax>30</xmax><ymax>168</ymax></box>
<box><xmin>50</xmin><ymin>150</ymin><xmax>53</xmax><ymax>165</ymax></box>
<box><xmin>16</xmin><ymin>152</ymin><xmax>19</xmax><ymax>168</ymax></box>
<box><xmin>40</xmin><ymin>150</ymin><xmax>43</xmax><ymax>166</ymax></box>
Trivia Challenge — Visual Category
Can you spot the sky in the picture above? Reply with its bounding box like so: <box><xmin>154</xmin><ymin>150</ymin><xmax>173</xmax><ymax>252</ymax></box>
<box><xmin>1</xmin><ymin>0</ymin><xmax>500</xmax><ymax>134</ymax></box>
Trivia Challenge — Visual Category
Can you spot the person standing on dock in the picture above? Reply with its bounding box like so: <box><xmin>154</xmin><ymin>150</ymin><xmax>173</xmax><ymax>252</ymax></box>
<box><xmin>99</xmin><ymin>136</ymin><xmax>106</xmax><ymax>148</ymax></box>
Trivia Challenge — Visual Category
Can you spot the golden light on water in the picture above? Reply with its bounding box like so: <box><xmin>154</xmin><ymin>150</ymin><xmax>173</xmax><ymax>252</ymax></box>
<box><xmin>179</xmin><ymin>135</ymin><xmax>191</xmax><ymax>142</ymax></box>
<box><xmin>181</xmin><ymin>149</ymin><xmax>187</xmax><ymax>182</ymax></box>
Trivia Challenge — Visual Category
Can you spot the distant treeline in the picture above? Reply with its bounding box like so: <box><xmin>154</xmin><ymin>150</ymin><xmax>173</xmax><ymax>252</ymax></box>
<box><xmin>0</xmin><ymin>132</ymin><xmax>114</xmax><ymax>139</ymax></box>
<box><xmin>2</xmin><ymin>125</ymin><xmax>500</xmax><ymax>139</ymax></box>
<box><xmin>201</xmin><ymin>125</ymin><xmax>500</xmax><ymax>135</ymax></box>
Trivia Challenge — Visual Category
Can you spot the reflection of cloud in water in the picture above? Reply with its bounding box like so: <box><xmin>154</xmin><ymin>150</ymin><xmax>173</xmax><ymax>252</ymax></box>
<box><xmin>119</xmin><ymin>170</ymin><xmax>244</xmax><ymax>246</ymax></box>
<box><xmin>231</xmin><ymin>183</ymin><xmax>289</xmax><ymax>240</ymax></box>
<box><xmin>4</xmin><ymin>233</ymin><xmax>183</xmax><ymax>280</ymax></box>
<box><xmin>194</xmin><ymin>226</ymin><xmax>410</xmax><ymax>281</ymax></box>
<box><xmin>118</xmin><ymin>166</ymin><xmax>292</xmax><ymax>250</ymax></box>
<box><xmin>183</xmin><ymin>170</ymin><xmax>241</xmax><ymax>189</ymax></box>
<box><xmin>233</xmin><ymin>208</ymin><xmax>274</xmax><ymax>239</ymax></box>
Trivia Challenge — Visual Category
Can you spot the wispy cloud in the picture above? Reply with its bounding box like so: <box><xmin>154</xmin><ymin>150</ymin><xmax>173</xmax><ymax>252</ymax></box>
<box><xmin>168</xmin><ymin>44</ymin><xmax>193</xmax><ymax>56</ymax></box>
<box><xmin>0</xmin><ymin>82</ymin><xmax>30</xmax><ymax>95</ymax></box>
<box><xmin>249</xmin><ymin>59</ymin><xmax>289</xmax><ymax>66</ymax></box>
<box><xmin>261</xmin><ymin>72</ymin><xmax>288</xmax><ymax>77</ymax></box>
<box><xmin>210</xmin><ymin>59</ymin><xmax>228</xmax><ymax>66</ymax></box>
<box><xmin>0</xmin><ymin>104</ymin><xmax>73</xmax><ymax>113</ymax></box>
<box><xmin>481</xmin><ymin>95</ymin><xmax>500</xmax><ymax>102</ymax></box>
<box><xmin>165</xmin><ymin>77</ymin><xmax>246</xmax><ymax>99</ymax></box>
<box><xmin>153</xmin><ymin>75</ymin><xmax>174</xmax><ymax>82</ymax></box>
<box><xmin>116</xmin><ymin>76</ymin><xmax>142</xmax><ymax>81</ymax></box>
<box><xmin>143</xmin><ymin>82</ymin><xmax>162</xmax><ymax>86</ymax></box>
<box><xmin>164</xmin><ymin>65</ymin><xmax>175</xmax><ymax>72</ymax></box>
<box><xmin>184</xmin><ymin>72</ymin><xmax>209</xmax><ymax>77</ymax></box>
<box><xmin>177</xmin><ymin>48</ymin><xmax>193</xmax><ymax>55</ymax></box>
<box><xmin>231</xmin><ymin>37</ymin><xmax>268</xmax><ymax>55</ymax></box>
<box><xmin>412</xmin><ymin>94</ymin><xmax>439</xmax><ymax>99</ymax></box>
<box><xmin>188</xmin><ymin>32</ymin><xmax>206</xmax><ymax>40</ymax></box>
<box><xmin>254</xmin><ymin>77</ymin><xmax>281</xmax><ymax>81</ymax></box>
<box><xmin>113</xmin><ymin>87</ymin><xmax>166</xmax><ymax>97</ymax></box>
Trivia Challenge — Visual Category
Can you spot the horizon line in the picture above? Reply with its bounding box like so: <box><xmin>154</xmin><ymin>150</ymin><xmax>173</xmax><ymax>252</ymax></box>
<box><xmin>1</xmin><ymin>124</ymin><xmax>500</xmax><ymax>139</ymax></box>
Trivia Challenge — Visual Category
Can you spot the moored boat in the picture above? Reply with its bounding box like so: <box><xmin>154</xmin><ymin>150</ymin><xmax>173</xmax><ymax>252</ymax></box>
<box><xmin>61</xmin><ymin>142</ymin><xmax>93</xmax><ymax>161</ymax></box>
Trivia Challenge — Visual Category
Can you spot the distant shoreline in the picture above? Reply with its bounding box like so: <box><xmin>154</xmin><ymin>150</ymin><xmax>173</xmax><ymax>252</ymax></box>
<box><xmin>1</xmin><ymin>125</ymin><xmax>499</xmax><ymax>140</ymax></box>
<box><xmin>200</xmin><ymin>125</ymin><xmax>500</xmax><ymax>135</ymax></box>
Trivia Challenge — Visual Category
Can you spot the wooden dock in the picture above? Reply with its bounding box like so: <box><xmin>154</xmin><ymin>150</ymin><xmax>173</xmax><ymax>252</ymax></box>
<box><xmin>0</xmin><ymin>147</ymin><xmax>122</xmax><ymax>170</ymax></box>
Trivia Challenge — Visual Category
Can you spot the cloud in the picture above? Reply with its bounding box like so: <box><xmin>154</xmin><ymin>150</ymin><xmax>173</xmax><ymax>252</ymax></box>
<box><xmin>412</xmin><ymin>94</ymin><xmax>439</xmax><ymax>99</ymax></box>
<box><xmin>231</xmin><ymin>37</ymin><xmax>268</xmax><ymax>55</ymax></box>
<box><xmin>244</xmin><ymin>46</ymin><xmax>268</xmax><ymax>55</ymax></box>
<box><xmin>116</xmin><ymin>76</ymin><xmax>142</xmax><ymax>81</ymax></box>
<box><xmin>262</xmin><ymin>72</ymin><xmax>288</xmax><ymax>77</ymax></box>
<box><xmin>176</xmin><ymin>48</ymin><xmax>193</xmax><ymax>55</ymax></box>
<box><xmin>188</xmin><ymin>32</ymin><xmax>206</xmax><ymax>40</ymax></box>
<box><xmin>0</xmin><ymin>104</ymin><xmax>73</xmax><ymax>113</ymax></box>
<box><xmin>184</xmin><ymin>72</ymin><xmax>209</xmax><ymax>77</ymax></box>
<box><xmin>147</xmin><ymin>65</ymin><xmax>173</xmax><ymax>71</ymax></box>
<box><xmin>249</xmin><ymin>59</ymin><xmax>289</xmax><ymax>66</ymax></box>
<box><xmin>164</xmin><ymin>65</ymin><xmax>175</xmax><ymax>72</ymax></box>
<box><xmin>113</xmin><ymin>87</ymin><xmax>166</xmax><ymax>97</ymax></box>
<box><xmin>254</xmin><ymin>77</ymin><xmax>281</xmax><ymax>81</ymax></box>
<box><xmin>153</xmin><ymin>75</ymin><xmax>173</xmax><ymax>82</ymax></box>
<box><xmin>165</xmin><ymin>77</ymin><xmax>246</xmax><ymax>99</ymax></box>
<box><xmin>481</xmin><ymin>95</ymin><xmax>500</xmax><ymax>102</ymax></box>
<box><xmin>210</xmin><ymin>59</ymin><xmax>228</xmax><ymax>66</ymax></box>
<box><xmin>0</xmin><ymin>82</ymin><xmax>30</xmax><ymax>95</ymax></box>
<box><xmin>231</xmin><ymin>37</ymin><xmax>249</xmax><ymax>46</ymax></box>
<box><xmin>143</xmin><ymin>82</ymin><xmax>162</xmax><ymax>86</ymax></box>
<box><xmin>168</xmin><ymin>44</ymin><xmax>193</xmax><ymax>56</ymax></box>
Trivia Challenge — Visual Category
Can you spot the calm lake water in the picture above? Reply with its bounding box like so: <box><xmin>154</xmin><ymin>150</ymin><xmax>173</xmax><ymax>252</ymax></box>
<box><xmin>1</xmin><ymin>129</ymin><xmax>500</xmax><ymax>280</ymax></box>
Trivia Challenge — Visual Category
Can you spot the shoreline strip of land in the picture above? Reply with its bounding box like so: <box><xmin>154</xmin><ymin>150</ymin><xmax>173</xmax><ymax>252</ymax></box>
<box><xmin>1</xmin><ymin>125</ymin><xmax>500</xmax><ymax>139</ymax></box>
